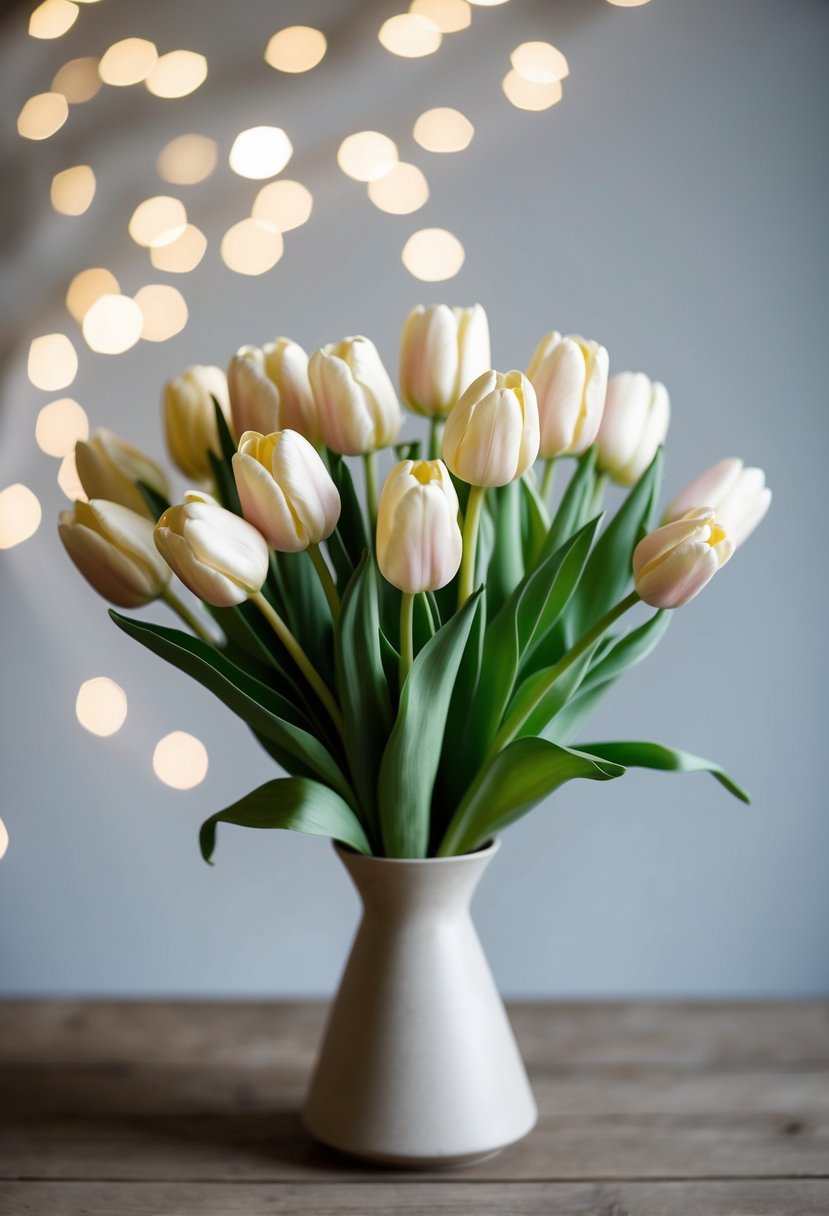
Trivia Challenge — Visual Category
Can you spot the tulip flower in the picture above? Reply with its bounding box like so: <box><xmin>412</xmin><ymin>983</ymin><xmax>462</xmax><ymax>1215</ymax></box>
<box><xmin>376</xmin><ymin>460</ymin><xmax>462</xmax><ymax>595</ymax></box>
<box><xmin>399</xmin><ymin>304</ymin><xmax>491</xmax><ymax>420</ymax></box>
<box><xmin>163</xmin><ymin>366</ymin><xmax>230</xmax><ymax>482</ymax></box>
<box><xmin>526</xmin><ymin>332</ymin><xmax>609</xmax><ymax>459</ymax></box>
<box><xmin>264</xmin><ymin>338</ymin><xmax>318</xmax><ymax>442</ymax></box>
<box><xmin>59</xmin><ymin>499</ymin><xmax>171</xmax><ymax>607</ymax></box>
<box><xmin>233</xmin><ymin>430</ymin><xmax>340</xmax><ymax>552</ymax></box>
<box><xmin>442</xmin><ymin>370</ymin><xmax>539</xmax><ymax>488</ymax></box>
<box><xmin>665</xmin><ymin>458</ymin><xmax>771</xmax><ymax>549</ymax></box>
<box><xmin>154</xmin><ymin>491</ymin><xmax>269</xmax><ymax>608</ymax></box>
<box><xmin>75</xmin><ymin>428</ymin><xmax>170</xmax><ymax>518</ymax></box>
<box><xmin>595</xmin><ymin>372</ymin><xmax>670</xmax><ymax>486</ymax></box>
<box><xmin>633</xmin><ymin>509</ymin><xmax>734</xmax><ymax>609</ymax></box>
<box><xmin>228</xmin><ymin>347</ymin><xmax>281</xmax><ymax>440</ymax></box>
<box><xmin>308</xmin><ymin>336</ymin><xmax>401</xmax><ymax>457</ymax></box>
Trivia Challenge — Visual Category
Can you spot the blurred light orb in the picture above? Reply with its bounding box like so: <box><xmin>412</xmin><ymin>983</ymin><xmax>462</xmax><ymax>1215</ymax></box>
<box><xmin>52</xmin><ymin>56</ymin><xmax>101</xmax><ymax>103</ymax></box>
<box><xmin>29</xmin><ymin>0</ymin><xmax>78</xmax><ymax>41</ymax></box>
<box><xmin>98</xmin><ymin>38</ymin><xmax>158</xmax><ymax>87</ymax></box>
<box><xmin>229</xmin><ymin>126</ymin><xmax>293</xmax><ymax>180</ymax></box>
<box><xmin>502</xmin><ymin>70</ymin><xmax>562</xmax><ymax>111</ymax></box>
<box><xmin>28</xmin><ymin>334</ymin><xmax>78</xmax><ymax>390</ymax></box>
<box><xmin>17</xmin><ymin>92</ymin><xmax>69</xmax><ymax>140</ymax></box>
<box><xmin>153</xmin><ymin>731</ymin><xmax>208</xmax><ymax>789</ymax></box>
<box><xmin>265</xmin><ymin>26</ymin><xmax>327</xmax><ymax>73</ymax></box>
<box><xmin>146</xmin><ymin>50</ymin><xmax>208</xmax><ymax>98</ymax></box>
<box><xmin>57</xmin><ymin>452</ymin><xmax>86</xmax><ymax>501</ymax></box>
<box><xmin>82</xmin><ymin>294</ymin><xmax>144</xmax><ymax>354</ymax></box>
<box><xmin>0</xmin><ymin>818</ymin><xmax>7</xmax><ymax>861</ymax></box>
<box><xmin>135</xmin><ymin>284</ymin><xmax>189</xmax><ymax>342</ymax></box>
<box><xmin>510</xmin><ymin>41</ymin><xmax>569</xmax><ymax>84</ymax></box>
<box><xmin>150</xmin><ymin>224</ymin><xmax>207</xmax><ymax>273</ymax></box>
<box><xmin>66</xmin><ymin>267</ymin><xmax>120</xmax><ymax>323</ymax></box>
<box><xmin>156</xmin><ymin>134</ymin><xmax>218</xmax><ymax>185</ymax></box>
<box><xmin>413</xmin><ymin>106</ymin><xmax>474</xmax><ymax>153</ymax></box>
<box><xmin>467</xmin><ymin>0</ymin><xmax>509</xmax><ymax>5</ymax></box>
<box><xmin>76</xmin><ymin>677</ymin><xmax>128</xmax><ymax>737</ymax></box>
<box><xmin>607</xmin><ymin>0</ymin><xmax>652</xmax><ymax>5</ymax></box>
<box><xmin>50</xmin><ymin>165</ymin><xmax>96</xmax><ymax>216</ymax></box>
<box><xmin>221</xmin><ymin>219</ymin><xmax>284</xmax><ymax>275</ymax></box>
<box><xmin>36</xmin><ymin>398</ymin><xmax>89</xmax><ymax>457</ymax></box>
<box><xmin>337</xmin><ymin>131</ymin><xmax>398</xmax><ymax>182</ymax></box>
<box><xmin>368</xmin><ymin>162</ymin><xmax>429</xmax><ymax>215</ymax></box>
<box><xmin>128</xmin><ymin>196</ymin><xmax>188</xmax><ymax>248</ymax></box>
<box><xmin>379</xmin><ymin>13</ymin><xmax>442</xmax><ymax>57</ymax></box>
<box><xmin>252</xmin><ymin>180</ymin><xmax>313</xmax><ymax>232</ymax></box>
<box><xmin>409</xmin><ymin>0</ymin><xmax>471</xmax><ymax>33</ymax></box>
<box><xmin>0</xmin><ymin>485</ymin><xmax>42</xmax><ymax>550</ymax></box>
<box><xmin>402</xmin><ymin>228</ymin><xmax>465</xmax><ymax>281</ymax></box>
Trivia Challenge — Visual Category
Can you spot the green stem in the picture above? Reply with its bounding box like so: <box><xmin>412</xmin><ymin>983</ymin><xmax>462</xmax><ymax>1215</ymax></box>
<box><xmin>399</xmin><ymin>592</ymin><xmax>414</xmax><ymax>687</ymax></box>
<box><xmin>458</xmin><ymin>484</ymin><xmax>486</xmax><ymax>608</ymax></box>
<box><xmin>250</xmin><ymin>591</ymin><xmax>345</xmax><ymax>738</ymax></box>
<box><xmin>541</xmin><ymin>456</ymin><xmax>557</xmax><ymax>504</ymax></box>
<box><xmin>162</xmin><ymin>588</ymin><xmax>215</xmax><ymax>645</ymax></box>
<box><xmin>308</xmin><ymin>543</ymin><xmax>340</xmax><ymax>622</ymax></box>
<box><xmin>428</xmin><ymin>417</ymin><xmax>445</xmax><ymax>461</ymax></box>
<box><xmin>363</xmin><ymin>450</ymin><xmax>379</xmax><ymax>538</ymax></box>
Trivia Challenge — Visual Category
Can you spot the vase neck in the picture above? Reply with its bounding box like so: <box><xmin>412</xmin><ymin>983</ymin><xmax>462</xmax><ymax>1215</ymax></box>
<box><xmin>336</xmin><ymin>842</ymin><xmax>498</xmax><ymax>921</ymax></box>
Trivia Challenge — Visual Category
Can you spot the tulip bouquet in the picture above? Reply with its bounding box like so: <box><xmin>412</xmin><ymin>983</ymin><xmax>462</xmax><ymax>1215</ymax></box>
<box><xmin>59</xmin><ymin>305</ymin><xmax>770</xmax><ymax>861</ymax></box>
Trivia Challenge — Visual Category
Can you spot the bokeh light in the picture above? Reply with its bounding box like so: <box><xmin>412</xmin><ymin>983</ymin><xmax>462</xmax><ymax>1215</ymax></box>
<box><xmin>36</xmin><ymin>398</ymin><xmax>89</xmax><ymax>457</ymax></box>
<box><xmin>150</xmin><ymin>224</ymin><xmax>207</xmax><ymax>273</ymax></box>
<box><xmin>29</xmin><ymin>0</ymin><xmax>78</xmax><ymax>40</ymax></box>
<box><xmin>413</xmin><ymin>107</ymin><xmax>474</xmax><ymax>153</ymax></box>
<box><xmin>75</xmin><ymin>677</ymin><xmax>128</xmax><ymax>737</ymax></box>
<box><xmin>135</xmin><ymin>284</ymin><xmax>189</xmax><ymax>341</ymax></box>
<box><xmin>401</xmin><ymin>228</ymin><xmax>465</xmax><ymax>281</ymax></box>
<box><xmin>467</xmin><ymin>0</ymin><xmax>509</xmax><ymax>5</ymax></box>
<box><xmin>511</xmin><ymin>41</ymin><xmax>569</xmax><ymax>83</ymax></box>
<box><xmin>98</xmin><ymin>38</ymin><xmax>158</xmax><ymax>87</ymax></box>
<box><xmin>221</xmin><ymin>219</ymin><xmax>283</xmax><ymax>275</ymax></box>
<box><xmin>153</xmin><ymin>731</ymin><xmax>208</xmax><ymax>789</ymax></box>
<box><xmin>57</xmin><ymin>452</ymin><xmax>86</xmax><ymax>500</ymax></box>
<box><xmin>229</xmin><ymin>126</ymin><xmax>293</xmax><ymax>180</ymax></box>
<box><xmin>156</xmin><ymin>134</ymin><xmax>217</xmax><ymax>185</ymax></box>
<box><xmin>66</xmin><ymin>267</ymin><xmax>120</xmax><ymax>323</ymax></box>
<box><xmin>17</xmin><ymin>93</ymin><xmax>69</xmax><ymax>140</ymax></box>
<box><xmin>337</xmin><ymin>131</ymin><xmax>398</xmax><ymax>182</ymax></box>
<box><xmin>28</xmin><ymin>334</ymin><xmax>77</xmax><ymax>391</ymax></box>
<box><xmin>368</xmin><ymin>162</ymin><xmax>429</xmax><ymax>214</ymax></box>
<box><xmin>146</xmin><ymin>50</ymin><xmax>208</xmax><ymax>98</ymax></box>
<box><xmin>50</xmin><ymin>165</ymin><xmax>96</xmax><ymax>216</ymax></box>
<box><xmin>252</xmin><ymin>180</ymin><xmax>313</xmax><ymax>232</ymax></box>
<box><xmin>607</xmin><ymin>0</ymin><xmax>652</xmax><ymax>6</ymax></box>
<box><xmin>0</xmin><ymin>485</ymin><xmax>42</xmax><ymax>550</ymax></box>
<box><xmin>379</xmin><ymin>13</ymin><xmax>442</xmax><ymax>57</ymax></box>
<box><xmin>265</xmin><ymin>26</ymin><xmax>327</xmax><ymax>73</ymax></box>
<box><xmin>502</xmin><ymin>70</ymin><xmax>563</xmax><ymax>111</ymax></box>
<box><xmin>0</xmin><ymin>818</ymin><xmax>7</xmax><ymax>861</ymax></box>
<box><xmin>129</xmin><ymin>195</ymin><xmax>187</xmax><ymax>247</ymax></box>
<box><xmin>82</xmin><ymin>294</ymin><xmax>144</xmax><ymax>354</ymax></box>
<box><xmin>52</xmin><ymin>56</ymin><xmax>101</xmax><ymax>103</ymax></box>
<box><xmin>410</xmin><ymin>0</ymin><xmax>471</xmax><ymax>33</ymax></box>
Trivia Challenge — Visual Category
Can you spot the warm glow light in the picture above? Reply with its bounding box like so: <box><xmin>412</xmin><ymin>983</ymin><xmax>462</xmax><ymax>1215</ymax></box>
<box><xmin>502</xmin><ymin>70</ymin><xmax>563</xmax><ymax>111</ymax></box>
<box><xmin>153</xmin><ymin>731</ymin><xmax>208</xmax><ymax>789</ymax></box>
<box><xmin>29</xmin><ymin>0</ymin><xmax>78</xmax><ymax>40</ymax></box>
<box><xmin>52</xmin><ymin>56</ymin><xmax>101</xmax><ymax>103</ymax></box>
<box><xmin>17</xmin><ymin>92</ymin><xmax>69</xmax><ymax>140</ymax></box>
<box><xmin>229</xmin><ymin>126</ymin><xmax>293</xmax><ymax>180</ymax></box>
<box><xmin>129</xmin><ymin>196</ymin><xmax>188</xmax><ymax>248</ymax></box>
<box><xmin>0</xmin><ymin>485</ymin><xmax>42</xmax><ymax>550</ymax></box>
<box><xmin>220</xmin><ymin>219</ymin><xmax>283</xmax><ymax>275</ymax></box>
<box><xmin>409</xmin><ymin>0</ymin><xmax>470</xmax><ymax>33</ymax></box>
<box><xmin>0</xmin><ymin>819</ymin><xmax>7</xmax><ymax>861</ymax></box>
<box><xmin>146</xmin><ymin>50</ymin><xmax>208</xmax><ymax>98</ymax></box>
<box><xmin>252</xmin><ymin>180</ymin><xmax>313</xmax><ymax>232</ymax></box>
<box><xmin>66</xmin><ymin>267</ymin><xmax>120</xmax><ymax>323</ymax></box>
<box><xmin>36</xmin><ymin>398</ymin><xmax>89</xmax><ymax>457</ymax></box>
<box><xmin>368</xmin><ymin>162</ymin><xmax>429</xmax><ymax>214</ymax></box>
<box><xmin>402</xmin><ymin>227</ymin><xmax>465</xmax><ymax>281</ymax></box>
<box><xmin>57</xmin><ymin>451</ymin><xmax>86</xmax><ymax>500</ymax></box>
<box><xmin>157</xmin><ymin>134</ymin><xmax>217</xmax><ymax>185</ymax></box>
<box><xmin>150</xmin><ymin>224</ymin><xmax>207</xmax><ymax>273</ymax></box>
<box><xmin>135</xmin><ymin>284</ymin><xmax>188</xmax><ymax>342</ymax></box>
<box><xmin>511</xmin><ymin>41</ymin><xmax>569</xmax><ymax>83</ymax></box>
<box><xmin>265</xmin><ymin>25</ymin><xmax>327</xmax><ymax>73</ymax></box>
<box><xmin>337</xmin><ymin>131</ymin><xmax>398</xmax><ymax>182</ymax></box>
<box><xmin>607</xmin><ymin>0</ymin><xmax>652</xmax><ymax>6</ymax></box>
<box><xmin>467</xmin><ymin>0</ymin><xmax>509</xmax><ymax>5</ymax></box>
<box><xmin>82</xmin><ymin>294</ymin><xmax>144</xmax><ymax>354</ymax></box>
<box><xmin>379</xmin><ymin>13</ymin><xmax>442</xmax><ymax>57</ymax></box>
<box><xmin>413</xmin><ymin>106</ymin><xmax>474</xmax><ymax>153</ymax></box>
<box><xmin>50</xmin><ymin>165</ymin><xmax>96</xmax><ymax>216</ymax></box>
<box><xmin>98</xmin><ymin>38</ymin><xmax>158</xmax><ymax>87</ymax></box>
<box><xmin>75</xmin><ymin>677</ymin><xmax>128</xmax><ymax>737</ymax></box>
<box><xmin>28</xmin><ymin>334</ymin><xmax>78</xmax><ymax>390</ymax></box>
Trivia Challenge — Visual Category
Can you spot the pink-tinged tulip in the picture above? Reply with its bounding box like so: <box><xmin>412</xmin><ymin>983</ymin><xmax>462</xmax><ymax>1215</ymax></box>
<box><xmin>154</xmin><ymin>491</ymin><xmax>269</xmax><ymax>607</ymax></box>
<box><xmin>308</xmin><ymin>336</ymin><xmax>402</xmax><ymax>455</ymax></box>
<box><xmin>228</xmin><ymin>347</ymin><xmax>281</xmax><ymax>439</ymax></box>
<box><xmin>633</xmin><ymin>509</ymin><xmax>734</xmax><ymax>609</ymax></box>
<box><xmin>75</xmin><ymin>428</ymin><xmax>170</xmax><ymax>517</ymax></box>
<box><xmin>232</xmin><ymin>429</ymin><xmax>340</xmax><ymax>552</ymax></box>
<box><xmin>442</xmin><ymin>370</ymin><xmax>539</xmax><ymax>487</ymax></box>
<box><xmin>59</xmin><ymin>499</ymin><xmax>171</xmax><ymax>607</ymax></box>
<box><xmin>596</xmin><ymin>372</ymin><xmax>670</xmax><ymax>485</ymax></box>
<box><xmin>665</xmin><ymin>458</ymin><xmax>771</xmax><ymax>549</ymax></box>
<box><xmin>376</xmin><ymin>459</ymin><xmax>462</xmax><ymax>593</ymax></box>
<box><xmin>163</xmin><ymin>366</ymin><xmax>230</xmax><ymax>482</ymax></box>
<box><xmin>526</xmin><ymin>332</ymin><xmax>609</xmax><ymax>457</ymax></box>
<box><xmin>399</xmin><ymin>304</ymin><xmax>491</xmax><ymax>418</ymax></box>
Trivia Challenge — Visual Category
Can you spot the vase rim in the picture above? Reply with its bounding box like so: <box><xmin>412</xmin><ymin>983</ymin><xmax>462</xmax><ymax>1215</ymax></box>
<box><xmin>333</xmin><ymin>838</ymin><xmax>500</xmax><ymax>865</ymax></box>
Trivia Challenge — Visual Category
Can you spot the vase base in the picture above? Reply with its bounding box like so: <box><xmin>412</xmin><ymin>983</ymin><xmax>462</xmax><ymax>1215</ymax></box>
<box><xmin>304</xmin><ymin>1112</ymin><xmax>537</xmax><ymax>1170</ymax></box>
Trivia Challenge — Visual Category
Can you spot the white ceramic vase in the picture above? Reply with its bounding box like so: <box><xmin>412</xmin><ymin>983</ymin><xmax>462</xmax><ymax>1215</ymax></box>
<box><xmin>302</xmin><ymin>838</ymin><xmax>538</xmax><ymax>1166</ymax></box>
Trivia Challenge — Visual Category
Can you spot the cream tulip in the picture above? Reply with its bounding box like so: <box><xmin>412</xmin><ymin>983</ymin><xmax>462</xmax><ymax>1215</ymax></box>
<box><xmin>232</xmin><ymin>429</ymin><xmax>340</xmax><ymax>552</ymax></box>
<box><xmin>163</xmin><ymin>365</ymin><xmax>230</xmax><ymax>482</ymax></box>
<box><xmin>442</xmin><ymin>370</ymin><xmax>539</xmax><ymax>487</ymax></box>
<box><xmin>59</xmin><ymin>499</ymin><xmax>171</xmax><ymax>607</ymax></box>
<box><xmin>75</xmin><ymin>428</ymin><xmax>170</xmax><ymax>517</ymax></box>
<box><xmin>665</xmin><ymin>458</ymin><xmax>771</xmax><ymax>549</ymax></box>
<box><xmin>264</xmin><ymin>338</ymin><xmax>318</xmax><ymax>442</ymax></box>
<box><xmin>154</xmin><ymin>491</ymin><xmax>269</xmax><ymax>607</ymax></box>
<box><xmin>399</xmin><ymin>304</ymin><xmax>491</xmax><ymax>419</ymax></box>
<box><xmin>227</xmin><ymin>347</ymin><xmax>281</xmax><ymax>439</ymax></box>
<box><xmin>526</xmin><ymin>332</ymin><xmax>609</xmax><ymax>457</ymax></box>
<box><xmin>308</xmin><ymin>336</ymin><xmax>401</xmax><ymax>455</ymax></box>
<box><xmin>596</xmin><ymin>372</ymin><xmax>671</xmax><ymax>486</ymax></box>
<box><xmin>376</xmin><ymin>460</ymin><xmax>462</xmax><ymax>593</ymax></box>
<box><xmin>633</xmin><ymin>509</ymin><xmax>734</xmax><ymax>609</ymax></box>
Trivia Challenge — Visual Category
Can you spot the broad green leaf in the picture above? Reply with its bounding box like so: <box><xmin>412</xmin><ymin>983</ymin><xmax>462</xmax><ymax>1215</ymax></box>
<box><xmin>379</xmin><ymin>589</ymin><xmax>482</xmax><ymax>858</ymax></box>
<box><xmin>271</xmin><ymin>549</ymin><xmax>334</xmax><ymax>683</ymax></box>
<box><xmin>212</xmin><ymin>395</ymin><xmax>237</xmax><ymax>465</ymax></box>
<box><xmin>486</xmin><ymin>481</ymin><xmax>524</xmax><ymax>618</ymax></box>
<box><xmin>544</xmin><ymin>446</ymin><xmax>597</xmax><ymax>559</ymax></box>
<box><xmin>200</xmin><ymin>777</ymin><xmax>372</xmax><ymax>864</ymax></box>
<box><xmin>434</xmin><ymin>591</ymin><xmax>487</xmax><ymax>826</ymax></box>
<box><xmin>579</xmin><ymin>610</ymin><xmax>670</xmax><ymax>697</ymax></box>
<box><xmin>136</xmin><ymin>480</ymin><xmax>170</xmax><ymax>522</ymax></box>
<box><xmin>207</xmin><ymin>448</ymin><xmax>241</xmax><ymax>515</ymax></box>
<box><xmin>326</xmin><ymin>454</ymin><xmax>369</xmax><ymax>587</ymax></box>
<box><xmin>579</xmin><ymin>740</ymin><xmax>751</xmax><ymax>803</ymax></box>
<box><xmin>506</xmin><ymin>637</ymin><xmax>602</xmax><ymax>741</ymax></box>
<box><xmin>520</xmin><ymin>472</ymin><xmax>551</xmax><ymax>570</ymax></box>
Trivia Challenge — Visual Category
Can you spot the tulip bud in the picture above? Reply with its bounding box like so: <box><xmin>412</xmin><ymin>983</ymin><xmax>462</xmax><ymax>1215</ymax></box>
<box><xmin>665</xmin><ymin>458</ymin><xmax>771</xmax><ymax>549</ymax></box>
<box><xmin>376</xmin><ymin>459</ymin><xmax>462</xmax><ymax>593</ymax></box>
<box><xmin>232</xmin><ymin>429</ymin><xmax>341</xmax><ymax>552</ymax></box>
<box><xmin>308</xmin><ymin>336</ymin><xmax>402</xmax><ymax>455</ymax></box>
<box><xmin>633</xmin><ymin>509</ymin><xmax>734</xmax><ymax>609</ymax></box>
<box><xmin>442</xmin><ymin>370</ymin><xmax>540</xmax><ymax>487</ymax></box>
<box><xmin>264</xmin><ymin>338</ymin><xmax>318</xmax><ymax>442</ymax></box>
<box><xmin>59</xmin><ymin>499</ymin><xmax>171</xmax><ymax>607</ymax></box>
<box><xmin>163</xmin><ymin>365</ymin><xmax>230</xmax><ymax>482</ymax></box>
<box><xmin>228</xmin><ymin>347</ymin><xmax>281</xmax><ymax>440</ymax></box>
<box><xmin>596</xmin><ymin>372</ymin><xmax>670</xmax><ymax>486</ymax></box>
<box><xmin>154</xmin><ymin>491</ymin><xmax>269</xmax><ymax>608</ymax></box>
<box><xmin>75</xmin><ymin>428</ymin><xmax>170</xmax><ymax>517</ymax></box>
<box><xmin>399</xmin><ymin>303</ymin><xmax>491</xmax><ymax>418</ymax></box>
<box><xmin>526</xmin><ymin>332</ymin><xmax>609</xmax><ymax>458</ymax></box>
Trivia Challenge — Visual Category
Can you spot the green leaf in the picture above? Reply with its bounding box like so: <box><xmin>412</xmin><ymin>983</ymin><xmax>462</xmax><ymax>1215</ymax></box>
<box><xmin>326</xmin><ymin>454</ymin><xmax>369</xmax><ymax>588</ymax></box>
<box><xmin>208</xmin><ymin>448</ymin><xmax>241</xmax><ymax>515</ymax></box>
<box><xmin>578</xmin><ymin>610</ymin><xmax>670</xmax><ymax>697</ymax></box>
<box><xmin>136</xmin><ymin>480</ymin><xmax>170</xmax><ymax>522</ymax></box>
<box><xmin>505</xmin><ymin>637</ymin><xmax>602</xmax><ymax>741</ymax></box>
<box><xmin>271</xmin><ymin>549</ymin><xmax>334</xmax><ymax>683</ymax></box>
<box><xmin>200</xmin><ymin>777</ymin><xmax>372</xmax><ymax>864</ymax></box>
<box><xmin>434</xmin><ymin>590</ymin><xmax>487</xmax><ymax>827</ymax></box>
<box><xmin>438</xmin><ymin>738</ymin><xmax>625</xmax><ymax>856</ymax></box>
<box><xmin>486</xmin><ymin>481</ymin><xmax>524</xmax><ymax>619</ymax></box>
<box><xmin>579</xmin><ymin>740</ymin><xmax>751</xmax><ymax>803</ymax></box>
<box><xmin>395</xmin><ymin>440</ymin><xmax>422</xmax><ymax>462</ymax></box>
<box><xmin>379</xmin><ymin>589</ymin><xmax>482</xmax><ymax>858</ymax></box>
<box><xmin>520</xmin><ymin>472</ymin><xmax>551</xmax><ymax>570</ymax></box>
<box><xmin>544</xmin><ymin>447</ymin><xmax>597</xmax><ymax>559</ymax></box>
<box><xmin>212</xmin><ymin>395</ymin><xmax>237</xmax><ymax>464</ymax></box>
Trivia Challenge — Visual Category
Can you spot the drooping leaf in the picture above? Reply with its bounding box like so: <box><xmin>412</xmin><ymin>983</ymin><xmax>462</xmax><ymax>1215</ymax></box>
<box><xmin>544</xmin><ymin>446</ymin><xmax>597</xmax><ymax>559</ymax></box>
<box><xmin>579</xmin><ymin>740</ymin><xmax>751</xmax><ymax>803</ymax></box>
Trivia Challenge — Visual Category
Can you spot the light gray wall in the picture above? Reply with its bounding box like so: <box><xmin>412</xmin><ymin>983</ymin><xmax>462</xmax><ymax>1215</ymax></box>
<box><xmin>1</xmin><ymin>0</ymin><xmax>827</xmax><ymax>997</ymax></box>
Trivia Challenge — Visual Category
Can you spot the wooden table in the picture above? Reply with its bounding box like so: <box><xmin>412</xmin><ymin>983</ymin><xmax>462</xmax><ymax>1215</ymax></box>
<box><xmin>0</xmin><ymin>1001</ymin><xmax>827</xmax><ymax>1214</ymax></box>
